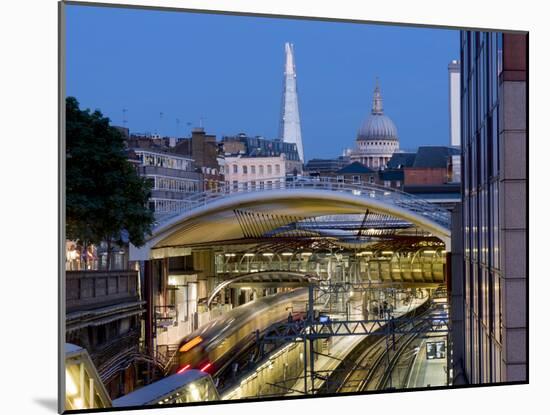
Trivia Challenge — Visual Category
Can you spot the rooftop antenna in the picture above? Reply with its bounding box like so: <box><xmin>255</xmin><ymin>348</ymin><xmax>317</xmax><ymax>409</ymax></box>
<box><xmin>159</xmin><ymin>111</ymin><xmax>164</xmax><ymax>136</ymax></box>
<box><xmin>122</xmin><ymin>108</ymin><xmax>128</xmax><ymax>127</ymax></box>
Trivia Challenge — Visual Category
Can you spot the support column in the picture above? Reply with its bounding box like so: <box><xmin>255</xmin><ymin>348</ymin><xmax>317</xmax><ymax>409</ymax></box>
<box><xmin>143</xmin><ymin>260</ymin><xmax>154</xmax><ymax>359</ymax></box>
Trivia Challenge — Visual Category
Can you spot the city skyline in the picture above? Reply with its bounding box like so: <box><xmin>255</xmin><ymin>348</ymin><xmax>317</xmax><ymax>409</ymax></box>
<box><xmin>66</xmin><ymin>5</ymin><xmax>459</xmax><ymax>160</ymax></box>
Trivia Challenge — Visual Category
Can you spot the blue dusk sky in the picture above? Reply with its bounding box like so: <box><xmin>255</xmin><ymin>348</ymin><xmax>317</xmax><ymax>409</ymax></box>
<box><xmin>66</xmin><ymin>4</ymin><xmax>460</xmax><ymax>160</ymax></box>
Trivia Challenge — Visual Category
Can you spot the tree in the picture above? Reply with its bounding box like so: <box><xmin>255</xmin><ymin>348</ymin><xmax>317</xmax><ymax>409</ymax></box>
<box><xmin>66</xmin><ymin>97</ymin><xmax>154</xmax><ymax>269</ymax></box>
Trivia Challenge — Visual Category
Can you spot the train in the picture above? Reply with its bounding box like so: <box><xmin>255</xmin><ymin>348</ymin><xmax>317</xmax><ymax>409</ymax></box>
<box><xmin>175</xmin><ymin>288</ymin><xmax>307</xmax><ymax>375</ymax></box>
<box><xmin>112</xmin><ymin>370</ymin><xmax>219</xmax><ymax>407</ymax></box>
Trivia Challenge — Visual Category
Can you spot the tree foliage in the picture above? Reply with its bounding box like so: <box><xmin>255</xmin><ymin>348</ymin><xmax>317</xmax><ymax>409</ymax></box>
<box><xmin>66</xmin><ymin>97</ymin><xmax>154</xmax><ymax>252</ymax></box>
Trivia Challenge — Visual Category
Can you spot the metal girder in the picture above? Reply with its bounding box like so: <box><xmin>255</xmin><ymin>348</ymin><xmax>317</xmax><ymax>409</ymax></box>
<box><xmin>261</xmin><ymin>316</ymin><xmax>449</xmax><ymax>342</ymax></box>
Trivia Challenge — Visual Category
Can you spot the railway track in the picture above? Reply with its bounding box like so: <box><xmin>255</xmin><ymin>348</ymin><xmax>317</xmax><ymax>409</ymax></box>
<box><xmin>334</xmin><ymin>304</ymin><xmax>433</xmax><ymax>393</ymax></box>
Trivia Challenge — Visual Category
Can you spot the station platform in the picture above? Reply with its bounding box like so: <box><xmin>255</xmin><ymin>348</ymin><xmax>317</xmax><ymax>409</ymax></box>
<box><xmin>406</xmin><ymin>333</ymin><xmax>448</xmax><ymax>388</ymax></box>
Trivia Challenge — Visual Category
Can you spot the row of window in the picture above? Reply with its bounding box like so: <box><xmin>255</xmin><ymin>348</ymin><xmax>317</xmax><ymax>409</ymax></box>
<box><xmin>335</xmin><ymin>175</ymin><xmax>376</xmax><ymax>184</ymax></box>
<box><xmin>135</xmin><ymin>151</ymin><xmax>192</xmax><ymax>171</ymax></box>
<box><xmin>151</xmin><ymin>176</ymin><xmax>200</xmax><ymax>193</ymax></box>
<box><xmin>358</xmin><ymin>141</ymin><xmax>397</xmax><ymax>148</ymax></box>
<box><xmin>461</xmin><ymin>31</ymin><xmax>505</xmax><ymax>385</ymax></box>
<box><xmin>229</xmin><ymin>180</ymin><xmax>285</xmax><ymax>191</ymax></box>
<box><xmin>230</xmin><ymin>164</ymin><xmax>281</xmax><ymax>175</ymax></box>
<box><xmin>149</xmin><ymin>198</ymin><xmax>191</xmax><ymax>214</ymax></box>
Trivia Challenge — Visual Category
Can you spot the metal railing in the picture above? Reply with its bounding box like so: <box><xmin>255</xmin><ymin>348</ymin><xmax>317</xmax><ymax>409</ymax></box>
<box><xmin>154</xmin><ymin>176</ymin><xmax>450</xmax><ymax>229</ymax></box>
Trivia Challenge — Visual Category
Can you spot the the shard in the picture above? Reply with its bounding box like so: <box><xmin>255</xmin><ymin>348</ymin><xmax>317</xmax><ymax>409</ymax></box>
<box><xmin>279</xmin><ymin>42</ymin><xmax>304</xmax><ymax>162</ymax></box>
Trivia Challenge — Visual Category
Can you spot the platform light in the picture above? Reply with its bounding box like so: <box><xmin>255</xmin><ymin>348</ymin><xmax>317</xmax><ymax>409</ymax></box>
<box><xmin>224</xmin><ymin>253</ymin><xmax>236</xmax><ymax>257</ymax></box>
<box><xmin>358</xmin><ymin>251</ymin><xmax>373</xmax><ymax>256</ymax></box>
<box><xmin>300</xmin><ymin>252</ymin><xmax>312</xmax><ymax>256</ymax></box>
<box><xmin>281</xmin><ymin>252</ymin><xmax>293</xmax><ymax>256</ymax></box>
<box><xmin>243</xmin><ymin>253</ymin><xmax>255</xmax><ymax>257</ymax></box>
<box><xmin>381</xmin><ymin>251</ymin><xmax>393</xmax><ymax>255</ymax></box>
<box><xmin>423</xmin><ymin>250</ymin><xmax>436</xmax><ymax>254</ymax></box>
<box><xmin>262</xmin><ymin>253</ymin><xmax>274</xmax><ymax>257</ymax></box>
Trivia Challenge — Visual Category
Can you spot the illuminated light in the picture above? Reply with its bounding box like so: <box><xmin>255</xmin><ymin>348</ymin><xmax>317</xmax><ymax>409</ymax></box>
<box><xmin>200</xmin><ymin>362</ymin><xmax>212</xmax><ymax>372</ymax></box>
<box><xmin>300</xmin><ymin>252</ymin><xmax>312</xmax><ymax>256</ymax></box>
<box><xmin>177</xmin><ymin>364</ymin><xmax>191</xmax><ymax>374</ymax></box>
<box><xmin>243</xmin><ymin>253</ymin><xmax>255</xmax><ymax>257</ymax></box>
<box><xmin>359</xmin><ymin>251</ymin><xmax>373</xmax><ymax>256</ymax></box>
<box><xmin>281</xmin><ymin>252</ymin><xmax>293</xmax><ymax>256</ymax></box>
<box><xmin>65</xmin><ymin>369</ymin><xmax>78</xmax><ymax>397</ymax></box>
<box><xmin>352</xmin><ymin>189</ymin><xmax>361</xmax><ymax>196</ymax></box>
<box><xmin>168</xmin><ymin>277</ymin><xmax>177</xmax><ymax>286</ymax></box>
<box><xmin>224</xmin><ymin>253</ymin><xmax>236</xmax><ymax>257</ymax></box>
<box><xmin>423</xmin><ymin>250</ymin><xmax>436</xmax><ymax>254</ymax></box>
<box><xmin>73</xmin><ymin>397</ymin><xmax>84</xmax><ymax>409</ymax></box>
<box><xmin>179</xmin><ymin>336</ymin><xmax>203</xmax><ymax>352</ymax></box>
<box><xmin>262</xmin><ymin>253</ymin><xmax>274</xmax><ymax>257</ymax></box>
<box><xmin>381</xmin><ymin>251</ymin><xmax>393</xmax><ymax>255</ymax></box>
<box><xmin>189</xmin><ymin>384</ymin><xmax>201</xmax><ymax>401</ymax></box>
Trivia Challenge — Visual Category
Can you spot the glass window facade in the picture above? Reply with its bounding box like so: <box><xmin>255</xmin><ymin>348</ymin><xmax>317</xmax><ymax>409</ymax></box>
<box><xmin>460</xmin><ymin>31</ymin><xmax>526</xmax><ymax>384</ymax></box>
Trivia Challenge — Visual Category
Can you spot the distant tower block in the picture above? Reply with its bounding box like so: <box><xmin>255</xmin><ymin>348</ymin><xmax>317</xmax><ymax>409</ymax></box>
<box><xmin>279</xmin><ymin>42</ymin><xmax>304</xmax><ymax>162</ymax></box>
<box><xmin>448</xmin><ymin>60</ymin><xmax>461</xmax><ymax>147</ymax></box>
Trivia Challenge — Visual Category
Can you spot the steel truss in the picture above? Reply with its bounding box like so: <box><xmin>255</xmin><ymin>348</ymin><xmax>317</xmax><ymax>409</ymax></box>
<box><xmin>256</xmin><ymin>283</ymin><xmax>449</xmax><ymax>395</ymax></box>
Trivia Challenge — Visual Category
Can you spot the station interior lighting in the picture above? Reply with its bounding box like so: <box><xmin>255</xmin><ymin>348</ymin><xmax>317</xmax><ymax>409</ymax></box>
<box><xmin>224</xmin><ymin>253</ymin><xmax>236</xmax><ymax>257</ymax></box>
<box><xmin>300</xmin><ymin>252</ymin><xmax>312</xmax><ymax>256</ymax></box>
<box><xmin>262</xmin><ymin>253</ymin><xmax>274</xmax><ymax>257</ymax></box>
<box><xmin>65</xmin><ymin>368</ymin><xmax>78</xmax><ymax>397</ymax></box>
<box><xmin>381</xmin><ymin>251</ymin><xmax>393</xmax><ymax>255</ymax></box>
<box><xmin>281</xmin><ymin>252</ymin><xmax>293</xmax><ymax>256</ymax></box>
<box><xmin>243</xmin><ymin>253</ymin><xmax>255</xmax><ymax>257</ymax></box>
<box><xmin>423</xmin><ymin>250</ymin><xmax>436</xmax><ymax>254</ymax></box>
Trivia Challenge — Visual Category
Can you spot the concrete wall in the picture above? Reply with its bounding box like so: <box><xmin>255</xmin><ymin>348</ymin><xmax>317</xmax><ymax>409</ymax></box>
<box><xmin>222</xmin><ymin>340</ymin><xmax>320</xmax><ymax>399</ymax></box>
<box><xmin>498</xmin><ymin>34</ymin><xmax>527</xmax><ymax>381</ymax></box>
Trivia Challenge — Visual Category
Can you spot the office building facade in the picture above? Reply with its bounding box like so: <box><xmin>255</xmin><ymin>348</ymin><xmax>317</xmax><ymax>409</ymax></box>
<box><xmin>454</xmin><ymin>31</ymin><xmax>527</xmax><ymax>384</ymax></box>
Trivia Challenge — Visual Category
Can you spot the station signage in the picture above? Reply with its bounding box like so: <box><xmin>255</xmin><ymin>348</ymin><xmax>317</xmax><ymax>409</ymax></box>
<box><xmin>426</xmin><ymin>341</ymin><xmax>446</xmax><ymax>359</ymax></box>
